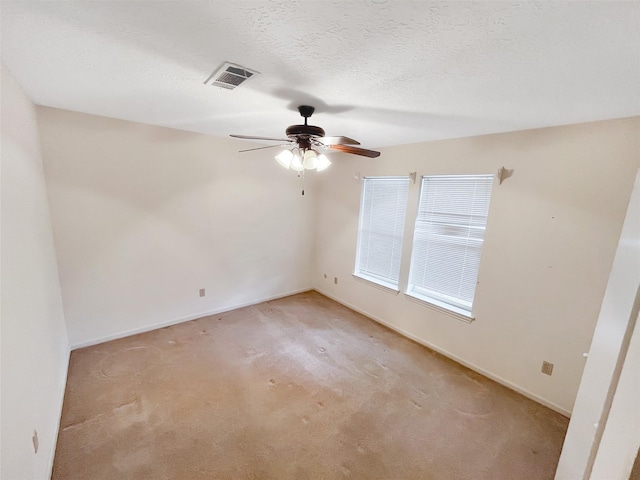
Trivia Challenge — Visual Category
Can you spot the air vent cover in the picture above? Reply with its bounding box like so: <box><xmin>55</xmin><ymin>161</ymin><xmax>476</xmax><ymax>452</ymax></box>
<box><xmin>204</xmin><ymin>62</ymin><xmax>259</xmax><ymax>90</ymax></box>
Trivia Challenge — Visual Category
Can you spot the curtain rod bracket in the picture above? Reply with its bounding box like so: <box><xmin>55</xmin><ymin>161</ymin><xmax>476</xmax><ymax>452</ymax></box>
<box><xmin>496</xmin><ymin>166</ymin><xmax>513</xmax><ymax>185</ymax></box>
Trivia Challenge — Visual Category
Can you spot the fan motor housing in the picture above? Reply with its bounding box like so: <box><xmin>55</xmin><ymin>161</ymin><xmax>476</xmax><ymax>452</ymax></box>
<box><xmin>286</xmin><ymin>124</ymin><xmax>325</xmax><ymax>138</ymax></box>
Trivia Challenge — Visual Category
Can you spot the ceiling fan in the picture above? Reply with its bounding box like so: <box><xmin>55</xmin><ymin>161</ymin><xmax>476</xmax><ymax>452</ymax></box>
<box><xmin>230</xmin><ymin>105</ymin><xmax>380</xmax><ymax>172</ymax></box>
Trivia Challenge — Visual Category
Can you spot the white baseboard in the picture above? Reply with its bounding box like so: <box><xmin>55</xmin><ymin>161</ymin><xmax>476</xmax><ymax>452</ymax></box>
<box><xmin>70</xmin><ymin>287</ymin><xmax>313</xmax><ymax>350</ymax></box>
<box><xmin>315</xmin><ymin>288</ymin><xmax>571</xmax><ymax>418</ymax></box>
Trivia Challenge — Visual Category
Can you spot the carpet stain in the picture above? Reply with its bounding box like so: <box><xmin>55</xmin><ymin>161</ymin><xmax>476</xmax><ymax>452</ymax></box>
<box><xmin>434</xmin><ymin>373</ymin><xmax>495</xmax><ymax>416</ymax></box>
<box><xmin>99</xmin><ymin>346</ymin><xmax>162</xmax><ymax>377</ymax></box>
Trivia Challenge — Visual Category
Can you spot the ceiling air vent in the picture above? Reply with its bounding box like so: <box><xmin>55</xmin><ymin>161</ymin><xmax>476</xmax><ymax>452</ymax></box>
<box><xmin>204</xmin><ymin>62</ymin><xmax>259</xmax><ymax>90</ymax></box>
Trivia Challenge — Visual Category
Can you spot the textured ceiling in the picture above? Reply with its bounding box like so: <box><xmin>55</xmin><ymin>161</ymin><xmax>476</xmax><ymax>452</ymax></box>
<box><xmin>1</xmin><ymin>1</ymin><xmax>639</xmax><ymax>148</ymax></box>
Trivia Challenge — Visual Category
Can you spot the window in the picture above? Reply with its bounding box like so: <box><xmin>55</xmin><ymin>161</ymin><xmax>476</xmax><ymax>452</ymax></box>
<box><xmin>407</xmin><ymin>175</ymin><xmax>494</xmax><ymax>315</ymax></box>
<box><xmin>354</xmin><ymin>177</ymin><xmax>410</xmax><ymax>290</ymax></box>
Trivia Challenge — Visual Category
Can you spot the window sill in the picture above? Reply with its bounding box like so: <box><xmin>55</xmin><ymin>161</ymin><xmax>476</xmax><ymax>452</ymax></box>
<box><xmin>404</xmin><ymin>293</ymin><xmax>475</xmax><ymax>323</ymax></box>
<box><xmin>352</xmin><ymin>274</ymin><xmax>400</xmax><ymax>295</ymax></box>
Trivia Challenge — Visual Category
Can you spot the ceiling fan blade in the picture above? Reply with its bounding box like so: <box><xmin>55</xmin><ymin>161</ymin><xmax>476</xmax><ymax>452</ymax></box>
<box><xmin>239</xmin><ymin>144</ymin><xmax>289</xmax><ymax>153</ymax></box>
<box><xmin>329</xmin><ymin>144</ymin><xmax>380</xmax><ymax>158</ymax></box>
<box><xmin>316</xmin><ymin>136</ymin><xmax>360</xmax><ymax>146</ymax></box>
<box><xmin>230</xmin><ymin>134</ymin><xmax>290</xmax><ymax>142</ymax></box>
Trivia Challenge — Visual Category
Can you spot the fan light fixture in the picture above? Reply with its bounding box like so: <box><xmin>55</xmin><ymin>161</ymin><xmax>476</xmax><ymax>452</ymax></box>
<box><xmin>233</xmin><ymin>105</ymin><xmax>380</xmax><ymax>178</ymax></box>
<box><xmin>233</xmin><ymin>104</ymin><xmax>380</xmax><ymax>174</ymax></box>
<box><xmin>275</xmin><ymin>148</ymin><xmax>331</xmax><ymax>172</ymax></box>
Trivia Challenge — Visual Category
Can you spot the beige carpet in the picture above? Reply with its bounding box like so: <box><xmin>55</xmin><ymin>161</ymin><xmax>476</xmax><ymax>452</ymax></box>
<box><xmin>53</xmin><ymin>291</ymin><xmax>568</xmax><ymax>479</ymax></box>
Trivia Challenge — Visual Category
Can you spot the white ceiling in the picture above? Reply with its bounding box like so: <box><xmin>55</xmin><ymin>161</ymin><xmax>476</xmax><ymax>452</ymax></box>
<box><xmin>1</xmin><ymin>1</ymin><xmax>639</xmax><ymax>148</ymax></box>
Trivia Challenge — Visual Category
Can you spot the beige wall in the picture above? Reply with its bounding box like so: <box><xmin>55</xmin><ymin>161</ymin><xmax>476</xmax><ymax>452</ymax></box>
<box><xmin>313</xmin><ymin>117</ymin><xmax>640</xmax><ymax>415</ymax></box>
<box><xmin>37</xmin><ymin>108</ymin><xmax>315</xmax><ymax>348</ymax></box>
<box><xmin>1</xmin><ymin>67</ymin><xmax>70</xmax><ymax>479</ymax></box>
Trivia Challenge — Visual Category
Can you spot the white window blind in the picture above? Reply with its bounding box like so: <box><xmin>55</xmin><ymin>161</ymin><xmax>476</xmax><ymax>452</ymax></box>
<box><xmin>407</xmin><ymin>175</ymin><xmax>494</xmax><ymax>313</ymax></box>
<box><xmin>354</xmin><ymin>177</ymin><xmax>410</xmax><ymax>289</ymax></box>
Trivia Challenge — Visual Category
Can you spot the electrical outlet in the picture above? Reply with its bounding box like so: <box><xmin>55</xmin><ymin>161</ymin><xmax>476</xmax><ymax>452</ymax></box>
<box><xmin>32</xmin><ymin>430</ymin><xmax>39</xmax><ymax>454</ymax></box>
<box><xmin>199</xmin><ymin>288</ymin><xmax>205</xmax><ymax>297</ymax></box>
<box><xmin>541</xmin><ymin>361</ymin><xmax>554</xmax><ymax>376</ymax></box>
<box><xmin>334</xmin><ymin>277</ymin><xmax>338</xmax><ymax>285</ymax></box>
